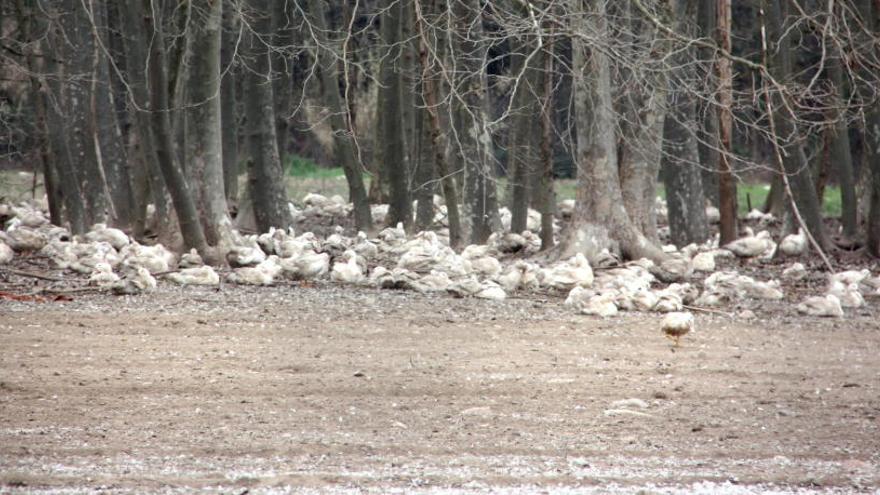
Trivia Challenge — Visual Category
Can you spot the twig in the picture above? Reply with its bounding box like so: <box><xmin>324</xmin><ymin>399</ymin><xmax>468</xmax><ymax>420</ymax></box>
<box><xmin>0</xmin><ymin>268</ymin><xmax>65</xmax><ymax>282</ymax></box>
<box><xmin>682</xmin><ymin>304</ymin><xmax>734</xmax><ymax>317</ymax></box>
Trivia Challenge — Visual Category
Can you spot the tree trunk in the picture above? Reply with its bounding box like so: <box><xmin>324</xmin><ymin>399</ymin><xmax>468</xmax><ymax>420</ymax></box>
<box><xmin>828</xmin><ymin>54</ymin><xmax>858</xmax><ymax>238</ymax></box>
<box><xmin>221</xmin><ymin>0</ymin><xmax>239</xmax><ymax>209</ymax></box>
<box><xmin>305</xmin><ymin>0</ymin><xmax>373</xmax><ymax>233</ymax></box>
<box><xmin>660</xmin><ymin>0</ymin><xmax>709</xmax><ymax>247</ymax></box>
<box><xmin>697</xmin><ymin>0</ymin><xmax>720</xmax><ymax>206</ymax></box>
<box><xmin>414</xmin><ymin>102</ymin><xmax>436</xmax><ymax>231</ymax></box>
<box><xmin>562</xmin><ymin>0</ymin><xmax>666</xmax><ymax>263</ymax></box>
<box><xmin>185</xmin><ymin>0</ymin><xmax>233</xmax><ymax>248</ymax></box>
<box><xmin>377</xmin><ymin>0</ymin><xmax>412</xmax><ymax>229</ymax></box>
<box><xmin>59</xmin><ymin>0</ymin><xmax>107</xmax><ymax>226</ymax></box>
<box><xmin>91</xmin><ymin>0</ymin><xmax>133</xmax><ymax>228</ymax></box>
<box><xmin>764</xmin><ymin>0</ymin><xmax>829</xmax><ymax>249</ymax></box>
<box><xmin>244</xmin><ymin>0</ymin><xmax>293</xmax><ymax>233</ymax></box>
<box><xmin>863</xmin><ymin>0</ymin><xmax>880</xmax><ymax>256</ymax></box>
<box><xmin>271</xmin><ymin>0</ymin><xmax>295</xmax><ymax>162</ymax></box>
<box><xmin>507</xmin><ymin>36</ymin><xmax>543</xmax><ymax>234</ymax></box>
<box><xmin>451</xmin><ymin>0</ymin><xmax>501</xmax><ymax>244</ymax></box>
<box><xmin>538</xmin><ymin>34</ymin><xmax>556</xmax><ymax>251</ymax></box>
<box><xmin>143</xmin><ymin>0</ymin><xmax>210</xmax><ymax>254</ymax></box>
<box><xmin>415</xmin><ymin>0</ymin><xmax>462</xmax><ymax>247</ymax></box>
<box><xmin>716</xmin><ymin>0</ymin><xmax>738</xmax><ymax>245</ymax></box>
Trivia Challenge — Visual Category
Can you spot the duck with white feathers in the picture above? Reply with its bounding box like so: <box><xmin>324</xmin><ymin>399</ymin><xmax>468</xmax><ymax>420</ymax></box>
<box><xmin>447</xmin><ymin>276</ymin><xmax>506</xmax><ymax>300</ymax></box>
<box><xmin>168</xmin><ymin>266</ymin><xmax>220</xmax><ymax>286</ymax></box>
<box><xmin>88</xmin><ymin>262</ymin><xmax>120</xmax><ymax>287</ymax></box>
<box><xmin>0</xmin><ymin>241</ymin><xmax>14</xmax><ymax>264</ymax></box>
<box><xmin>121</xmin><ymin>242</ymin><xmax>176</xmax><ymax>273</ymax></box>
<box><xmin>178</xmin><ymin>248</ymin><xmax>204</xmax><ymax>268</ymax></box>
<box><xmin>228</xmin><ymin>256</ymin><xmax>282</xmax><ymax>285</ymax></box>
<box><xmin>782</xmin><ymin>262</ymin><xmax>807</xmax><ymax>281</ymax></box>
<box><xmin>543</xmin><ymin>253</ymin><xmax>594</xmax><ymax>290</ymax></box>
<box><xmin>281</xmin><ymin>250</ymin><xmax>329</xmax><ymax>280</ymax></box>
<box><xmin>496</xmin><ymin>261</ymin><xmax>542</xmax><ymax>293</ymax></box>
<box><xmin>462</xmin><ymin>244</ymin><xmax>502</xmax><ymax>278</ymax></box>
<box><xmin>353</xmin><ymin>231</ymin><xmax>378</xmax><ymax>259</ymax></box>
<box><xmin>662</xmin><ymin>312</ymin><xmax>694</xmax><ymax>347</ymax></box>
<box><xmin>112</xmin><ymin>266</ymin><xmax>157</xmax><ymax>295</ymax></box>
<box><xmin>829</xmin><ymin>269</ymin><xmax>870</xmax><ymax>286</ymax></box>
<box><xmin>226</xmin><ymin>237</ymin><xmax>267</xmax><ymax>267</ymax></box>
<box><xmin>827</xmin><ymin>281</ymin><xmax>864</xmax><ymax>308</ymax></box>
<box><xmin>0</xmin><ymin>225</ymin><xmax>46</xmax><ymax>251</ymax></box>
<box><xmin>257</xmin><ymin>227</ymin><xmax>289</xmax><ymax>255</ymax></box>
<box><xmin>71</xmin><ymin>241</ymin><xmax>122</xmax><ymax>274</ymax></box>
<box><xmin>85</xmin><ymin>223</ymin><xmax>129</xmax><ymax>250</ymax></box>
<box><xmin>723</xmin><ymin>229</ymin><xmax>775</xmax><ymax>258</ymax></box>
<box><xmin>797</xmin><ymin>294</ymin><xmax>844</xmax><ymax>317</ymax></box>
<box><xmin>331</xmin><ymin>250</ymin><xmax>365</xmax><ymax>284</ymax></box>
<box><xmin>417</xmin><ymin>270</ymin><xmax>453</xmax><ymax>292</ymax></box>
<box><xmin>779</xmin><ymin>229</ymin><xmax>807</xmax><ymax>256</ymax></box>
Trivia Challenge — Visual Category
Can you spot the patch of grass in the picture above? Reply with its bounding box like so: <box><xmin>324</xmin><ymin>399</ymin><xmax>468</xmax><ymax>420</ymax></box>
<box><xmin>736</xmin><ymin>182</ymin><xmax>842</xmax><ymax>217</ymax></box>
<box><xmin>285</xmin><ymin>155</ymin><xmax>345</xmax><ymax>179</ymax></box>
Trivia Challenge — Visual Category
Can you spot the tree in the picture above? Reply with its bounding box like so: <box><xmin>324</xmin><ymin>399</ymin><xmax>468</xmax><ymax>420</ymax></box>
<box><xmin>243</xmin><ymin>0</ymin><xmax>293</xmax><ymax>233</ymax></box>
<box><xmin>304</xmin><ymin>0</ymin><xmax>373</xmax><ymax>233</ymax></box>
<box><xmin>562</xmin><ymin>0</ymin><xmax>666</xmax><ymax>263</ymax></box>
<box><xmin>184</xmin><ymin>0</ymin><xmax>234</xmax><ymax>249</ymax></box>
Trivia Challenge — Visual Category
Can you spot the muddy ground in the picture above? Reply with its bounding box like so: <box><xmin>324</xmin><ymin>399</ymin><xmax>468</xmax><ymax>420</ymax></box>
<box><xmin>1</xmin><ymin>282</ymin><xmax>879</xmax><ymax>494</ymax></box>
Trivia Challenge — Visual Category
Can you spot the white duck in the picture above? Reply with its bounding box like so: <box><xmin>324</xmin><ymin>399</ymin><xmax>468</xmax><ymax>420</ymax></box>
<box><xmin>417</xmin><ymin>270</ymin><xmax>453</xmax><ymax>292</ymax></box>
<box><xmin>779</xmin><ymin>229</ymin><xmax>807</xmax><ymax>256</ymax></box>
<box><xmin>829</xmin><ymin>269</ymin><xmax>870</xmax><ymax>286</ymax></box>
<box><xmin>226</xmin><ymin>238</ymin><xmax>267</xmax><ymax>267</ymax></box>
<box><xmin>281</xmin><ymin>250</ymin><xmax>329</xmax><ymax>280</ymax></box>
<box><xmin>782</xmin><ymin>262</ymin><xmax>807</xmax><ymax>281</ymax></box>
<box><xmin>723</xmin><ymin>229</ymin><xmax>775</xmax><ymax>258</ymax></box>
<box><xmin>178</xmin><ymin>248</ymin><xmax>204</xmax><ymax>268</ymax></box>
<box><xmin>85</xmin><ymin>223</ymin><xmax>129</xmax><ymax>250</ymax></box>
<box><xmin>544</xmin><ymin>253</ymin><xmax>594</xmax><ymax>290</ymax></box>
<box><xmin>353</xmin><ymin>231</ymin><xmax>378</xmax><ymax>259</ymax></box>
<box><xmin>112</xmin><ymin>266</ymin><xmax>157</xmax><ymax>295</ymax></box>
<box><xmin>88</xmin><ymin>262</ymin><xmax>120</xmax><ymax>287</ymax></box>
<box><xmin>168</xmin><ymin>266</ymin><xmax>220</xmax><ymax>286</ymax></box>
<box><xmin>691</xmin><ymin>251</ymin><xmax>716</xmax><ymax>272</ymax></box>
<box><xmin>662</xmin><ymin>311</ymin><xmax>694</xmax><ymax>347</ymax></box>
<box><xmin>228</xmin><ymin>256</ymin><xmax>281</xmax><ymax>285</ymax></box>
<box><xmin>827</xmin><ymin>281</ymin><xmax>864</xmax><ymax>308</ymax></box>
<box><xmin>797</xmin><ymin>294</ymin><xmax>844</xmax><ymax>317</ymax></box>
<box><xmin>330</xmin><ymin>250</ymin><xmax>365</xmax><ymax>284</ymax></box>
<box><xmin>0</xmin><ymin>241</ymin><xmax>13</xmax><ymax>264</ymax></box>
<box><xmin>462</xmin><ymin>244</ymin><xmax>502</xmax><ymax>278</ymax></box>
<box><xmin>581</xmin><ymin>290</ymin><xmax>619</xmax><ymax>317</ymax></box>
<box><xmin>0</xmin><ymin>225</ymin><xmax>46</xmax><ymax>251</ymax></box>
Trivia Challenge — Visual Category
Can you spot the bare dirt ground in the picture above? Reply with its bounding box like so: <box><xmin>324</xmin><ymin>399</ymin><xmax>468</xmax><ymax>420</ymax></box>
<box><xmin>1</xmin><ymin>282</ymin><xmax>879</xmax><ymax>494</ymax></box>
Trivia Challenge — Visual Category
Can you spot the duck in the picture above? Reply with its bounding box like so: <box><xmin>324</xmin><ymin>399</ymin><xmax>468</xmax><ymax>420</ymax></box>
<box><xmin>829</xmin><ymin>269</ymin><xmax>870</xmax><ymax>286</ymax></box>
<box><xmin>496</xmin><ymin>261</ymin><xmax>541</xmax><ymax>293</ymax></box>
<box><xmin>691</xmin><ymin>251</ymin><xmax>716</xmax><ymax>272</ymax></box>
<box><xmin>226</xmin><ymin>238</ymin><xmax>267</xmax><ymax>267</ymax></box>
<box><xmin>416</xmin><ymin>270</ymin><xmax>453</xmax><ymax>292</ymax></box>
<box><xmin>330</xmin><ymin>250</ymin><xmax>365</xmax><ymax>284</ymax></box>
<box><xmin>779</xmin><ymin>229</ymin><xmax>807</xmax><ymax>256</ymax></box>
<box><xmin>723</xmin><ymin>229</ymin><xmax>775</xmax><ymax>258</ymax></box>
<box><xmin>0</xmin><ymin>241</ymin><xmax>14</xmax><ymax>264</ymax></box>
<box><xmin>88</xmin><ymin>262</ymin><xmax>120</xmax><ymax>287</ymax></box>
<box><xmin>631</xmin><ymin>288</ymin><xmax>659</xmax><ymax>312</ymax></box>
<box><xmin>167</xmin><ymin>266</ymin><xmax>220</xmax><ymax>286</ymax></box>
<box><xmin>705</xmin><ymin>205</ymin><xmax>721</xmax><ymax>224</ymax></box>
<box><xmin>71</xmin><ymin>242</ymin><xmax>122</xmax><ymax>274</ymax></box>
<box><xmin>743</xmin><ymin>279</ymin><xmax>784</xmax><ymax>300</ymax></box>
<box><xmin>661</xmin><ymin>311</ymin><xmax>694</xmax><ymax>347</ymax></box>
<box><xmin>782</xmin><ymin>262</ymin><xmax>807</xmax><ymax>281</ymax></box>
<box><xmin>281</xmin><ymin>250</ymin><xmax>329</xmax><ymax>280</ymax></box>
<box><xmin>797</xmin><ymin>294</ymin><xmax>844</xmax><ymax>317</ymax></box>
<box><xmin>564</xmin><ymin>286</ymin><xmax>593</xmax><ymax>311</ymax></box>
<box><xmin>447</xmin><ymin>276</ymin><xmax>506</xmax><ymax>300</ymax></box>
<box><xmin>353</xmin><ymin>231</ymin><xmax>378</xmax><ymax>259</ymax></box>
<box><xmin>653</xmin><ymin>291</ymin><xmax>683</xmax><ymax>313</ymax></box>
<box><xmin>827</xmin><ymin>281</ymin><xmax>864</xmax><ymax>308</ymax></box>
<box><xmin>228</xmin><ymin>256</ymin><xmax>281</xmax><ymax>285</ymax></box>
<box><xmin>462</xmin><ymin>244</ymin><xmax>502</xmax><ymax>278</ymax></box>
<box><xmin>178</xmin><ymin>248</ymin><xmax>204</xmax><ymax>268</ymax></box>
<box><xmin>257</xmin><ymin>227</ymin><xmax>289</xmax><ymax>255</ymax></box>
<box><xmin>321</xmin><ymin>230</ymin><xmax>351</xmax><ymax>258</ymax></box>
<box><xmin>581</xmin><ymin>290</ymin><xmax>619</xmax><ymax>317</ymax></box>
<box><xmin>543</xmin><ymin>253</ymin><xmax>594</xmax><ymax>290</ymax></box>
<box><xmin>112</xmin><ymin>266</ymin><xmax>157</xmax><ymax>295</ymax></box>
<box><xmin>85</xmin><ymin>223</ymin><xmax>130</xmax><ymax>250</ymax></box>
<box><xmin>120</xmin><ymin>242</ymin><xmax>176</xmax><ymax>273</ymax></box>
<box><xmin>0</xmin><ymin>225</ymin><xmax>46</xmax><ymax>251</ymax></box>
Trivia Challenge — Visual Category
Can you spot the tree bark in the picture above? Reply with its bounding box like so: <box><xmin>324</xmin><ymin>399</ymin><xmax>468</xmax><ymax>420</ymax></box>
<box><xmin>244</xmin><ymin>0</ymin><xmax>293</xmax><ymax>233</ymax></box>
<box><xmin>538</xmin><ymin>34</ymin><xmax>556</xmax><ymax>251</ymax></box>
<box><xmin>377</xmin><ymin>0</ymin><xmax>412</xmax><ymax>229</ymax></box>
<box><xmin>507</xmin><ymin>36</ymin><xmax>543</xmax><ymax>234</ymax></box>
<box><xmin>185</xmin><ymin>0</ymin><xmax>233</xmax><ymax>248</ymax></box>
<box><xmin>716</xmin><ymin>0</ymin><xmax>738</xmax><ymax>245</ymax></box>
<box><xmin>827</xmin><ymin>54</ymin><xmax>858</xmax><ymax>238</ymax></box>
<box><xmin>764</xmin><ymin>0</ymin><xmax>829</xmax><ymax>249</ymax></box>
<box><xmin>221</xmin><ymin>0</ymin><xmax>239</xmax><ymax>209</ymax></box>
<box><xmin>142</xmin><ymin>0</ymin><xmax>210</xmax><ymax>254</ymax></box>
<box><xmin>661</xmin><ymin>0</ymin><xmax>709</xmax><ymax>248</ymax></box>
<box><xmin>450</xmin><ymin>0</ymin><xmax>502</xmax><ymax>244</ymax></box>
<box><xmin>562</xmin><ymin>0</ymin><xmax>666</xmax><ymax>263</ymax></box>
<box><xmin>305</xmin><ymin>0</ymin><xmax>373</xmax><ymax>233</ymax></box>
<box><xmin>91</xmin><ymin>0</ymin><xmax>133</xmax><ymax>228</ymax></box>
<box><xmin>697</xmin><ymin>0</ymin><xmax>720</xmax><ymax>206</ymax></box>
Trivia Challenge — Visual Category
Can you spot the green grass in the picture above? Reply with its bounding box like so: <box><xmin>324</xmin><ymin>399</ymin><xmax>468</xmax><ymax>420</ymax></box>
<box><xmin>285</xmin><ymin>155</ymin><xmax>345</xmax><ymax>179</ymax></box>
<box><xmin>735</xmin><ymin>182</ymin><xmax>842</xmax><ymax>217</ymax></box>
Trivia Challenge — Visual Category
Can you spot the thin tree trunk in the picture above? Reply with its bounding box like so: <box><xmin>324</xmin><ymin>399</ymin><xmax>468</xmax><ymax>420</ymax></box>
<box><xmin>660</xmin><ymin>0</ymin><xmax>709</xmax><ymax>248</ymax></box>
<box><xmin>91</xmin><ymin>0</ymin><xmax>133</xmax><ymax>228</ymax></box>
<box><xmin>244</xmin><ymin>0</ymin><xmax>293</xmax><ymax>233</ymax></box>
<box><xmin>716</xmin><ymin>0</ymin><xmax>737</xmax><ymax>245</ymax></box>
<box><xmin>697</xmin><ymin>0</ymin><xmax>720</xmax><ymax>206</ymax></box>
<box><xmin>764</xmin><ymin>0</ymin><xmax>829</xmax><ymax>249</ymax></box>
<box><xmin>143</xmin><ymin>0</ymin><xmax>210</xmax><ymax>254</ymax></box>
<box><xmin>450</xmin><ymin>0</ymin><xmax>501</xmax><ymax>244</ymax></box>
<box><xmin>414</xmin><ymin>102</ymin><xmax>436</xmax><ymax>231</ymax></box>
<box><xmin>59</xmin><ymin>0</ymin><xmax>107</xmax><ymax>226</ymax></box>
<box><xmin>415</xmin><ymin>0</ymin><xmax>462</xmax><ymax>247</ymax></box>
<box><xmin>305</xmin><ymin>0</ymin><xmax>373</xmax><ymax>233</ymax></box>
<box><xmin>221</xmin><ymin>0</ymin><xmax>239</xmax><ymax>209</ymax></box>
<box><xmin>272</xmin><ymin>0</ymin><xmax>294</xmax><ymax>162</ymax></box>
<box><xmin>508</xmin><ymin>36</ymin><xmax>543</xmax><ymax>234</ymax></box>
<box><xmin>828</xmin><ymin>55</ymin><xmax>858</xmax><ymax>238</ymax></box>
<box><xmin>185</xmin><ymin>0</ymin><xmax>233</xmax><ymax>249</ymax></box>
<box><xmin>863</xmin><ymin>0</ymin><xmax>880</xmax><ymax>256</ymax></box>
<box><xmin>377</xmin><ymin>0</ymin><xmax>412</xmax><ymax>229</ymax></box>
<box><xmin>538</xmin><ymin>33</ymin><xmax>556</xmax><ymax>251</ymax></box>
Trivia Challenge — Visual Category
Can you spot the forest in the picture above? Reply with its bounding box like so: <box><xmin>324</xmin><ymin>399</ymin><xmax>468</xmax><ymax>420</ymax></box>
<box><xmin>0</xmin><ymin>0</ymin><xmax>875</xmax><ymax>263</ymax></box>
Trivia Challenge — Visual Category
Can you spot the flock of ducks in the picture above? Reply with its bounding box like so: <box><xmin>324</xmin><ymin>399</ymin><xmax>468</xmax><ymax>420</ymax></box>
<box><xmin>2</xmin><ymin>196</ymin><xmax>879</xmax><ymax>344</ymax></box>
